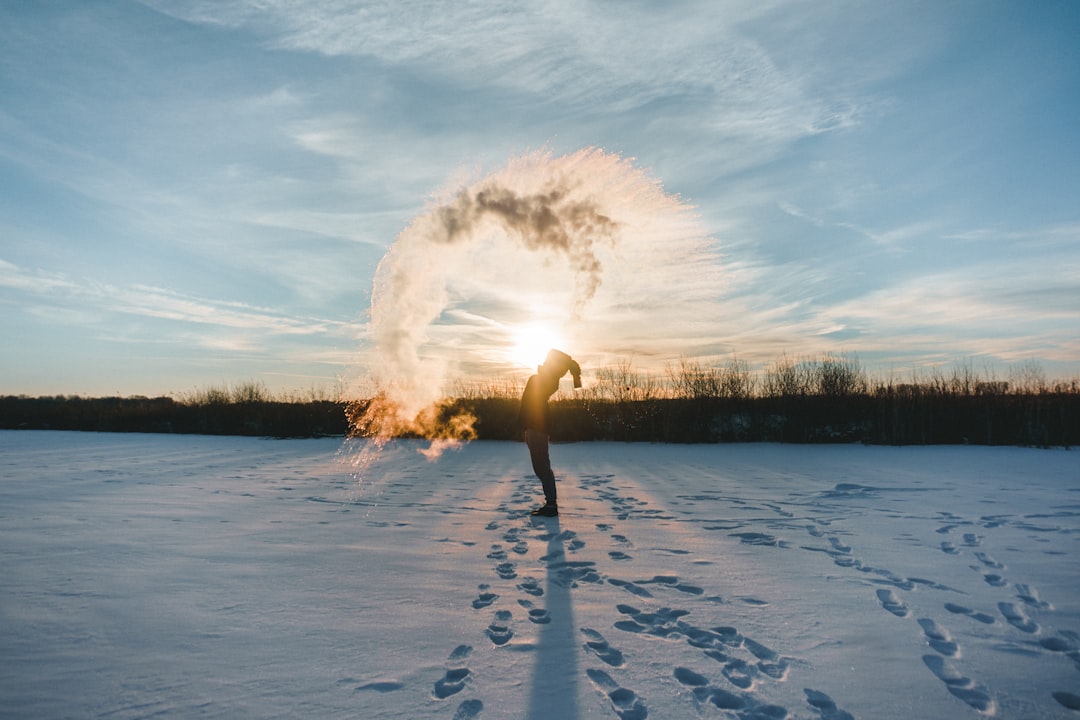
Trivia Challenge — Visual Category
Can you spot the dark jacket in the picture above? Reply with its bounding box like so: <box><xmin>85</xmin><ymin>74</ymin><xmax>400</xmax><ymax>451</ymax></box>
<box><xmin>518</xmin><ymin>371</ymin><xmax>560</xmax><ymax>434</ymax></box>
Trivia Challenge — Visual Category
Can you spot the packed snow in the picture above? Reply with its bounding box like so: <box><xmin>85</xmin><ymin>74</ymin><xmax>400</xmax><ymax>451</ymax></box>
<box><xmin>1</xmin><ymin>431</ymin><xmax>1078</xmax><ymax>719</ymax></box>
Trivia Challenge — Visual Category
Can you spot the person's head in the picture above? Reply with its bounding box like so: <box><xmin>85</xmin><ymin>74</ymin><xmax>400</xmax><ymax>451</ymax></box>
<box><xmin>540</xmin><ymin>349</ymin><xmax>582</xmax><ymax>388</ymax></box>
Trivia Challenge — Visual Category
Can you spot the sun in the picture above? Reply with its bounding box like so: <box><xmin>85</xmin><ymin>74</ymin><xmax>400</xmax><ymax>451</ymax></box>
<box><xmin>507</xmin><ymin>322</ymin><xmax>564</xmax><ymax>370</ymax></box>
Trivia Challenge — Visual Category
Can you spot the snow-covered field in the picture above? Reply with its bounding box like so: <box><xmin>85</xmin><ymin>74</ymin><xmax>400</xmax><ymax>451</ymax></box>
<box><xmin>1</xmin><ymin>431</ymin><xmax>1078</xmax><ymax>720</ymax></box>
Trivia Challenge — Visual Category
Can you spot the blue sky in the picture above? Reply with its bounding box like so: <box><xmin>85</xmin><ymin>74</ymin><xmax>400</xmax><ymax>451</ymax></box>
<box><xmin>1</xmin><ymin>0</ymin><xmax>1078</xmax><ymax>397</ymax></box>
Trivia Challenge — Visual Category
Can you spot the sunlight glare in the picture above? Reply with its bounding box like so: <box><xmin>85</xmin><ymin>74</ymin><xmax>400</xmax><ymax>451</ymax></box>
<box><xmin>508</xmin><ymin>322</ymin><xmax>564</xmax><ymax>370</ymax></box>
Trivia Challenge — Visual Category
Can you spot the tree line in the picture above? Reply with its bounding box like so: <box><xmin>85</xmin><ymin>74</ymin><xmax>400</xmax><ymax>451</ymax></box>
<box><xmin>450</xmin><ymin>355</ymin><xmax>1079</xmax><ymax>447</ymax></box>
<box><xmin>2</xmin><ymin>356</ymin><xmax>1077</xmax><ymax>446</ymax></box>
<box><xmin>0</xmin><ymin>383</ymin><xmax>347</xmax><ymax>438</ymax></box>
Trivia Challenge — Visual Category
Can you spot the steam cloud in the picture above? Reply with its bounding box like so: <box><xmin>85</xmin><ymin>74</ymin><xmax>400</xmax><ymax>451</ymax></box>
<box><xmin>351</xmin><ymin>147</ymin><xmax>711</xmax><ymax>452</ymax></box>
<box><xmin>436</xmin><ymin>185</ymin><xmax>618</xmax><ymax>304</ymax></box>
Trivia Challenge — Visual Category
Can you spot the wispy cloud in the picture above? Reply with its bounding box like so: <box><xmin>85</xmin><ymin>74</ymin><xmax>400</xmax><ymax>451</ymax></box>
<box><xmin>142</xmin><ymin>1</ymin><xmax>857</xmax><ymax>148</ymax></box>
<box><xmin>817</xmin><ymin>255</ymin><xmax>1080</xmax><ymax>363</ymax></box>
<box><xmin>0</xmin><ymin>259</ymin><xmax>356</xmax><ymax>337</ymax></box>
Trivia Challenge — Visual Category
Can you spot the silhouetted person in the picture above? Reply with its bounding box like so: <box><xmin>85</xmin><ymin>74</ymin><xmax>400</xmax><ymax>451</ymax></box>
<box><xmin>519</xmin><ymin>349</ymin><xmax>581</xmax><ymax>517</ymax></box>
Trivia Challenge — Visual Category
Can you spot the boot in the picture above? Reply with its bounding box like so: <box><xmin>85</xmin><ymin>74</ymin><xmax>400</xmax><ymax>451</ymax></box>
<box><xmin>531</xmin><ymin>502</ymin><xmax>558</xmax><ymax>517</ymax></box>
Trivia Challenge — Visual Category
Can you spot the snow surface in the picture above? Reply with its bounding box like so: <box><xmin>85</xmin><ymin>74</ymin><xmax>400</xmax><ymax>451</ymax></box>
<box><xmin>1</xmin><ymin>431</ymin><xmax>1078</xmax><ymax>720</ymax></box>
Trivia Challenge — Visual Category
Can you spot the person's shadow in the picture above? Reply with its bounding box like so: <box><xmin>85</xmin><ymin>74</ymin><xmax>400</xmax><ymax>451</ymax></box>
<box><xmin>526</xmin><ymin>516</ymin><xmax>580</xmax><ymax>719</ymax></box>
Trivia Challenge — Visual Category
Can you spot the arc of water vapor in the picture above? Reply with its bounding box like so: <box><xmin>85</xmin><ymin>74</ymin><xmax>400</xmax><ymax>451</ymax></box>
<box><xmin>353</xmin><ymin>147</ymin><xmax>695</xmax><ymax>450</ymax></box>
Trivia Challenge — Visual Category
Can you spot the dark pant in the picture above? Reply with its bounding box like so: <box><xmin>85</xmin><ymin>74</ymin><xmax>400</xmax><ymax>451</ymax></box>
<box><xmin>525</xmin><ymin>429</ymin><xmax>557</xmax><ymax>504</ymax></box>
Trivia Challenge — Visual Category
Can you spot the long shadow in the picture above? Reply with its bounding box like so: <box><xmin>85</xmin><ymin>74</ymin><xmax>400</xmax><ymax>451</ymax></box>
<box><xmin>526</xmin><ymin>516</ymin><xmax>580</xmax><ymax>719</ymax></box>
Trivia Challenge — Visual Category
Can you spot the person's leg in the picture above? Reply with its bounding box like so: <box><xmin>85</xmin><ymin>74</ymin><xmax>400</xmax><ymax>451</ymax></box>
<box><xmin>525</xmin><ymin>429</ymin><xmax>557</xmax><ymax>505</ymax></box>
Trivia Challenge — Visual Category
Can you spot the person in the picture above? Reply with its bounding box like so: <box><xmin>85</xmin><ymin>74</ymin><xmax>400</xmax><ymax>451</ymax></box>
<box><xmin>518</xmin><ymin>349</ymin><xmax>581</xmax><ymax>517</ymax></box>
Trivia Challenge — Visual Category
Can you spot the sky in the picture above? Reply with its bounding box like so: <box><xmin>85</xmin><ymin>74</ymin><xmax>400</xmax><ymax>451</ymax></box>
<box><xmin>1</xmin><ymin>0</ymin><xmax>1078</xmax><ymax>398</ymax></box>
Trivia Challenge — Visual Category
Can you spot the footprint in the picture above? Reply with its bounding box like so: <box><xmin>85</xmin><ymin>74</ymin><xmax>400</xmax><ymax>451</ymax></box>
<box><xmin>998</xmin><ymin>602</ymin><xmax>1039</xmax><ymax>633</ymax></box>
<box><xmin>712</xmin><ymin>625</ymin><xmax>744</xmax><ymax>645</ymax></box>
<box><xmin>743</xmin><ymin>637</ymin><xmax>779</xmax><ymax>662</ymax></box>
<box><xmin>581</xmin><ymin>628</ymin><xmax>625</xmax><ymax>667</ymax></box>
<box><xmin>613</xmin><ymin>617</ymin><xmax>650</xmax><ymax>634</ymax></box>
<box><xmin>517</xmin><ymin>577</ymin><xmax>544</xmax><ymax>597</ymax></box>
<box><xmin>1054</xmin><ymin>692</ymin><xmax>1080</xmax><ymax>711</ymax></box>
<box><xmin>745</xmin><ymin>638</ymin><xmax>789</xmax><ymax>681</ymax></box>
<box><xmin>539</xmin><ymin>548</ymin><xmax>565</xmax><ymax>563</ymax></box>
<box><xmin>805</xmin><ymin>688</ymin><xmax>855</xmax><ymax>720</ymax></box>
<box><xmin>354</xmin><ymin>680</ymin><xmax>405</xmax><ymax>693</ymax></box>
<box><xmin>472</xmin><ymin>585</ymin><xmax>498</xmax><ymax>609</ymax></box>
<box><xmin>1039</xmin><ymin>632</ymin><xmax>1079</xmax><ymax>653</ymax></box>
<box><xmin>876</xmin><ymin>589</ymin><xmax>910</xmax><ymax>618</ymax></box>
<box><xmin>495</xmin><ymin>562</ymin><xmax>517</xmax><ymax>580</ymax></box>
<box><xmin>983</xmin><ymin>574</ymin><xmax>1007</xmax><ymax>587</ymax></box>
<box><xmin>696</xmin><ymin>686</ymin><xmax>746</xmax><ymax>710</ymax></box>
<box><xmin>674</xmin><ymin>582</ymin><xmax>704</xmax><ymax>595</ymax></box>
<box><xmin>683</xmin><ymin>626</ymin><xmax>727</xmax><ymax>650</ymax></box>
<box><xmin>757</xmin><ymin>661</ymin><xmax>790</xmax><ymax>681</ymax></box>
<box><xmin>740</xmin><ymin>597</ymin><xmax>770</xmax><ymax>607</ymax></box>
<box><xmin>722</xmin><ymin>658</ymin><xmax>756</xmax><ymax>689</ymax></box>
<box><xmin>941</xmin><ymin>541</ymin><xmax>959</xmax><ymax>555</ymax></box>
<box><xmin>922</xmin><ymin>655</ymin><xmax>996</xmax><ymax>714</ymax></box>
<box><xmin>962</xmin><ymin>533</ymin><xmax>982</xmax><ymax>547</ymax></box>
<box><xmin>730</xmin><ymin>531</ymin><xmax>786</xmax><ymax>547</ymax></box>
<box><xmin>548</xmin><ymin>560</ymin><xmax>602</xmax><ymax>587</ymax></box>
<box><xmin>640</xmin><ymin>575</ymin><xmax>705</xmax><ymax>595</ymax></box>
<box><xmin>918</xmin><ymin>618</ymin><xmax>959</xmax><ymax>657</ymax></box>
<box><xmin>974</xmin><ymin>551</ymin><xmax>1004</xmax><ymax>569</ymax></box>
<box><xmin>829</xmin><ymin>537</ymin><xmax>852</xmax><ymax>554</ymax></box>
<box><xmin>448</xmin><ymin>644</ymin><xmax>472</xmax><ymax>661</ymax></box>
<box><xmin>944</xmin><ymin>603</ymin><xmax>996</xmax><ymax>625</ymax></box>
<box><xmin>528</xmin><ymin>608</ymin><xmax>551</xmax><ymax>624</ymax></box>
<box><xmin>613</xmin><ymin>605</ymin><xmax>690</xmax><ymax>639</ymax></box>
<box><xmin>1015</xmin><ymin>583</ymin><xmax>1052</xmax><ymax>610</ymax></box>
<box><xmin>434</xmin><ymin>668</ymin><xmax>471</xmax><ymax>699</ymax></box>
<box><xmin>608</xmin><ymin>578</ymin><xmax>653</xmax><ymax>598</ymax></box>
<box><xmin>704</xmin><ymin>649</ymin><xmax>730</xmax><ymax>664</ymax></box>
<box><xmin>586</xmin><ymin>668</ymin><xmax>648</xmax><ymax>720</ymax></box>
<box><xmin>674</xmin><ymin>668</ymin><xmax>747</xmax><ymax>710</ymax></box>
<box><xmin>486</xmin><ymin>610</ymin><xmax>514</xmax><ymax>646</ymax></box>
<box><xmin>486</xmin><ymin>545</ymin><xmax>507</xmax><ymax>561</ymax></box>
<box><xmin>864</xmin><ymin>568</ymin><xmax>914</xmax><ymax>592</ymax></box>
<box><xmin>609</xmin><ymin>551</ymin><xmax>633</xmax><ymax>561</ymax></box>
<box><xmin>673</xmin><ymin>667</ymin><xmax>709</xmax><ymax>687</ymax></box>
<box><xmin>909</xmin><ymin>577</ymin><xmax>957</xmax><ymax>592</ymax></box>
<box><xmin>452</xmin><ymin>699</ymin><xmax>483</xmax><ymax>720</ymax></box>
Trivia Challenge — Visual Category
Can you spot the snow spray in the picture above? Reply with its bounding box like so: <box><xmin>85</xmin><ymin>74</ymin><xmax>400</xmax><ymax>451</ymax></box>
<box><xmin>348</xmin><ymin>147</ymin><xmax>714</xmax><ymax>459</ymax></box>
